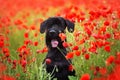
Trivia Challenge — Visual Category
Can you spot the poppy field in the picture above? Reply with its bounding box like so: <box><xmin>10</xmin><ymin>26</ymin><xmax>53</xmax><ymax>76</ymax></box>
<box><xmin>0</xmin><ymin>0</ymin><xmax>120</xmax><ymax>80</ymax></box>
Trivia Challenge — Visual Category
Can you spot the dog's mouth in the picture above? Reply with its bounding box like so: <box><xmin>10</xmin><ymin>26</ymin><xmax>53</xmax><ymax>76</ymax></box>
<box><xmin>51</xmin><ymin>39</ymin><xmax>59</xmax><ymax>48</ymax></box>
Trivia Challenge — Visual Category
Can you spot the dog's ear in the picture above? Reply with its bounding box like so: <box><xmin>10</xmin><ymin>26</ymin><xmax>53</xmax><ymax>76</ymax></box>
<box><xmin>40</xmin><ymin>21</ymin><xmax>47</xmax><ymax>33</ymax></box>
<box><xmin>65</xmin><ymin>20</ymin><xmax>75</xmax><ymax>33</ymax></box>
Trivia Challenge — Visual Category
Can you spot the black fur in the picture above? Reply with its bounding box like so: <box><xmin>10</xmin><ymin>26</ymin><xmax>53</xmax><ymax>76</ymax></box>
<box><xmin>40</xmin><ymin>17</ymin><xmax>75</xmax><ymax>80</ymax></box>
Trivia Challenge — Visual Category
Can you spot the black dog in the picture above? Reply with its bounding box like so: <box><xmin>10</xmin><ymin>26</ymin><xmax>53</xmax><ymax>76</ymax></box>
<box><xmin>40</xmin><ymin>17</ymin><xmax>75</xmax><ymax>80</ymax></box>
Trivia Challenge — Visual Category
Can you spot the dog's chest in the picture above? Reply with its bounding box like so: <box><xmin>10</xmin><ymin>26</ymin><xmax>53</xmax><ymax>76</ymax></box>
<box><xmin>53</xmin><ymin>53</ymin><xmax>66</xmax><ymax>62</ymax></box>
<box><xmin>47</xmin><ymin>49</ymin><xmax>69</xmax><ymax>65</ymax></box>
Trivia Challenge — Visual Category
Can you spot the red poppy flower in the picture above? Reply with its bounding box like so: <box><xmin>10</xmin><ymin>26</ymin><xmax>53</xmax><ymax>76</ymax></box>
<box><xmin>24</xmin><ymin>32</ymin><xmax>29</xmax><ymax>38</ymax></box>
<box><xmin>17</xmin><ymin>45</ymin><xmax>30</xmax><ymax>55</ymax></box>
<box><xmin>21</xmin><ymin>59</ymin><xmax>27</xmax><ymax>68</ymax></box>
<box><xmin>22</xmin><ymin>24</ymin><xmax>28</xmax><ymax>30</ymax></box>
<box><xmin>80</xmin><ymin>73</ymin><xmax>90</xmax><ymax>80</ymax></box>
<box><xmin>5</xmin><ymin>52</ymin><xmax>10</xmax><ymax>57</ymax></box>
<box><xmin>14</xmin><ymin>19</ymin><xmax>23</xmax><ymax>25</ymax></box>
<box><xmin>62</xmin><ymin>42</ymin><xmax>69</xmax><ymax>48</ymax></box>
<box><xmin>99</xmin><ymin>67</ymin><xmax>107</xmax><ymax>76</ymax></box>
<box><xmin>95</xmin><ymin>41</ymin><xmax>103</xmax><ymax>48</ymax></box>
<box><xmin>104</xmin><ymin>33</ymin><xmax>111</xmax><ymax>39</ymax></box>
<box><xmin>6</xmin><ymin>29</ymin><xmax>10</xmax><ymax>34</ymax></box>
<box><xmin>114</xmin><ymin>31</ymin><xmax>120</xmax><ymax>40</ymax></box>
<box><xmin>84</xmin><ymin>54</ymin><xmax>90</xmax><ymax>60</ymax></box>
<box><xmin>84</xmin><ymin>26</ymin><xmax>92</xmax><ymax>36</ymax></box>
<box><xmin>99</xmin><ymin>26</ymin><xmax>107</xmax><ymax>34</ymax></box>
<box><xmin>92</xmin><ymin>33</ymin><xmax>100</xmax><ymax>39</ymax></box>
<box><xmin>72</xmin><ymin>46</ymin><xmax>79</xmax><ymax>50</ymax></box>
<box><xmin>2</xmin><ymin>48</ymin><xmax>9</xmax><ymax>54</ymax></box>
<box><xmin>66</xmin><ymin>52</ymin><xmax>74</xmax><ymax>59</ymax></box>
<box><xmin>82</xmin><ymin>47</ymin><xmax>87</xmax><ymax>54</ymax></box>
<box><xmin>59</xmin><ymin>33</ymin><xmax>66</xmax><ymax>41</ymax></box>
<box><xmin>89</xmin><ymin>46</ymin><xmax>97</xmax><ymax>53</ymax></box>
<box><xmin>2</xmin><ymin>48</ymin><xmax>10</xmax><ymax>57</ymax></box>
<box><xmin>95</xmin><ymin>66</ymin><xmax>100</xmax><ymax>72</ymax></box>
<box><xmin>30</xmin><ymin>25</ymin><xmax>36</xmax><ymax>30</ymax></box>
<box><xmin>1</xmin><ymin>75</ymin><xmax>16</xmax><ymax>80</ymax></box>
<box><xmin>106</xmin><ymin>55</ymin><xmax>115</xmax><ymax>65</ymax></box>
<box><xmin>24</xmin><ymin>40</ymin><xmax>32</xmax><ymax>45</ymax></box>
<box><xmin>34</xmin><ymin>33</ymin><xmax>38</xmax><ymax>37</ymax></box>
<box><xmin>77</xmin><ymin>39</ymin><xmax>85</xmax><ymax>45</ymax></box>
<box><xmin>0</xmin><ymin>40</ymin><xmax>4</xmax><ymax>48</ymax></box>
<box><xmin>34</xmin><ymin>41</ymin><xmax>38</xmax><ymax>46</ymax></box>
<box><xmin>45</xmin><ymin>58</ymin><xmax>51</xmax><ymax>64</ymax></box>
<box><xmin>104</xmin><ymin>20</ymin><xmax>110</xmax><ymax>26</ymax></box>
<box><xmin>0</xmin><ymin>62</ymin><xmax>7</xmax><ymax>72</ymax></box>
<box><xmin>68</xmin><ymin>64</ymin><xmax>74</xmax><ymax>71</ymax></box>
<box><xmin>13</xmin><ymin>60</ymin><xmax>17</xmax><ymax>65</ymax></box>
<box><xmin>7</xmin><ymin>58</ymin><xmax>11</xmax><ymax>63</ymax></box>
<box><xmin>102</xmin><ymin>41</ymin><xmax>110</xmax><ymax>46</ymax></box>
<box><xmin>77</xmin><ymin>16</ymin><xmax>85</xmax><ymax>22</ymax></box>
<box><xmin>23</xmin><ymin>48</ymin><xmax>29</xmax><ymax>55</ymax></box>
<box><xmin>90</xmin><ymin>10</ymin><xmax>101</xmax><ymax>20</ymax></box>
<box><xmin>75</xmin><ymin>50</ymin><xmax>81</xmax><ymax>56</ymax></box>
<box><xmin>104</xmin><ymin>45</ymin><xmax>111</xmax><ymax>52</ymax></box>
<box><xmin>112</xmin><ymin>22</ymin><xmax>118</xmax><ymax>29</ymax></box>
<box><xmin>74</xmin><ymin>31</ymin><xmax>81</xmax><ymax>37</ymax></box>
<box><xmin>115</xmin><ymin>52</ymin><xmax>120</xmax><ymax>64</ymax></box>
<box><xmin>12</xmin><ymin>60</ymin><xmax>17</xmax><ymax>69</ymax></box>
<box><xmin>37</xmin><ymin>47</ymin><xmax>48</xmax><ymax>54</ymax></box>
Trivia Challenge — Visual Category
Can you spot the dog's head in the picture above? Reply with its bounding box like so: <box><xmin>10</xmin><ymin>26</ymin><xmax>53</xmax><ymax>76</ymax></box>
<box><xmin>40</xmin><ymin>17</ymin><xmax>75</xmax><ymax>48</ymax></box>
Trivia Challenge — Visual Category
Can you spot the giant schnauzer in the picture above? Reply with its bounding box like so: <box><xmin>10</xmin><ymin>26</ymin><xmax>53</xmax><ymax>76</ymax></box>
<box><xmin>40</xmin><ymin>17</ymin><xmax>75</xmax><ymax>80</ymax></box>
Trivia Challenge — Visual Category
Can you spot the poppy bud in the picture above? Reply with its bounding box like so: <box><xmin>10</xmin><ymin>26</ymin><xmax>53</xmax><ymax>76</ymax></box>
<box><xmin>68</xmin><ymin>64</ymin><xmax>74</xmax><ymax>71</ymax></box>
<box><xmin>84</xmin><ymin>54</ymin><xmax>90</xmax><ymax>60</ymax></box>
<box><xmin>45</xmin><ymin>58</ymin><xmax>51</xmax><ymax>64</ymax></box>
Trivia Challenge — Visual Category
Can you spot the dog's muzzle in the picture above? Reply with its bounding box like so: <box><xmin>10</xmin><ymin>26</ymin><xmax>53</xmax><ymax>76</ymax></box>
<box><xmin>48</xmin><ymin>30</ymin><xmax>59</xmax><ymax>48</ymax></box>
<box><xmin>49</xmin><ymin>30</ymin><xmax>56</xmax><ymax>36</ymax></box>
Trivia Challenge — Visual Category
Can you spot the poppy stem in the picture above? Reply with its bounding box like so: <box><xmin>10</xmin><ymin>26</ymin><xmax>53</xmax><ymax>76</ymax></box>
<box><xmin>57</xmin><ymin>47</ymin><xmax>72</xmax><ymax>65</ymax></box>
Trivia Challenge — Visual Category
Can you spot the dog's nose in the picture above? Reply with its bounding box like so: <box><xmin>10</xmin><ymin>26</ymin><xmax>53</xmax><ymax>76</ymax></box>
<box><xmin>49</xmin><ymin>30</ymin><xmax>56</xmax><ymax>35</ymax></box>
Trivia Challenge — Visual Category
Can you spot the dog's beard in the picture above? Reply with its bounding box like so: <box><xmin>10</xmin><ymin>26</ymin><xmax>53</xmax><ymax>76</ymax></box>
<box><xmin>51</xmin><ymin>39</ymin><xmax>59</xmax><ymax>48</ymax></box>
